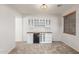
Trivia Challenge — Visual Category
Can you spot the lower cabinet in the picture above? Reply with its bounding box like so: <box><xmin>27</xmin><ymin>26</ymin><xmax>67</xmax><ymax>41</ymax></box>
<box><xmin>44</xmin><ymin>33</ymin><xmax>52</xmax><ymax>43</ymax></box>
<box><xmin>27</xmin><ymin>33</ymin><xmax>52</xmax><ymax>43</ymax></box>
<box><xmin>27</xmin><ymin>33</ymin><xmax>33</xmax><ymax>43</ymax></box>
<box><xmin>40</xmin><ymin>33</ymin><xmax>52</xmax><ymax>43</ymax></box>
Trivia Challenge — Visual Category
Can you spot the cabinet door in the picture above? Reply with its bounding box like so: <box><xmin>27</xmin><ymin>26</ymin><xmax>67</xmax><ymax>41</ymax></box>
<box><xmin>39</xmin><ymin>33</ymin><xmax>45</xmax><ymax>43</ymax></box>
<box><xmin>45</xmin><ymin>33</ymin><xmax>52</xmax><ymax>43</ymax></box>
<box><xmin>27</xmin><ymin>34</ymin><xmax>33</xmax><ymax>43</ymax></box>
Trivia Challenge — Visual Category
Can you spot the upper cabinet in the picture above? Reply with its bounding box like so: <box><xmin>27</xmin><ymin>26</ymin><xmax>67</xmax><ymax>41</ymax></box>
<box><xmin>28</xmin><ymin>18</ymin><xmax>50</xmax><ymax>27</ymax></box>
<box><xmin>64</xmin><ymin>11</ymin><xmax>76</xmax><ymax>35</ymax></box>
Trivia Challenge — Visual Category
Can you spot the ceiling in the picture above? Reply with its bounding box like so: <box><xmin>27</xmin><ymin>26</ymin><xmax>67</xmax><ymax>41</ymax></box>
<box><xmin>8</xmin><ymin>4</ymin><xmax>76</xmax><ymax>15</ymax></box>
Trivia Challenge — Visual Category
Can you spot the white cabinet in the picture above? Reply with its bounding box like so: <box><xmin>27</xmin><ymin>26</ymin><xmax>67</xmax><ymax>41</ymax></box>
<box><xmin>27</xmin><ymin>33</ymin><xmax>33</xmax><ymax>43</ymax></box>
<box><xmin>39</xmin><ymin>33</ymin><xmax>45</xmax><ymax>43</ymax></box>
<box><xmin>27</xmin><ymin>33</ymin><xmax>52</xmax><ymax>43</ymax></box>
<box><xmin>44</xmin><ymin>33</ymin><xmax>52</xmax><ymax>43</ymax></box>
<box><xmin>39</xmin><ymin>33</ymin><xmax>52</xmax><ymax>43</ymax></box>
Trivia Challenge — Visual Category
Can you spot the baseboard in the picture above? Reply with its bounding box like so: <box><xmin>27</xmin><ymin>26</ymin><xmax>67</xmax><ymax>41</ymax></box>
<box><xmin>7</xmin><ymin>44</ymin><xmax>16</xmax><ymax>54</ymax></box>
<box><xmin>62</xmin><ymin>40</ymin><xmax>79</xmax><ymax>52</ymax></box>
<box><xmin>0</xmin><ymin>44</ymin><xmax>15</xmax><ymax>54</ymax></box>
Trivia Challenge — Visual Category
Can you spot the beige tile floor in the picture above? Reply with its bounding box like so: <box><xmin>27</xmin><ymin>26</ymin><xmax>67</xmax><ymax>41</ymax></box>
<box><xmin>9</xmin><ymin>41</ymin><xmax>79</xmax><ymax>54</ymax></box>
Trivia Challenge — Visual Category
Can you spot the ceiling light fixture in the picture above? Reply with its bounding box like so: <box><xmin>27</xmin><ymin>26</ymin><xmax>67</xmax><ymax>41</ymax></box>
<box><xmin>40</xmin><ymin>4</ymin><xmax>47</xmax><ymax>9</ymax></box>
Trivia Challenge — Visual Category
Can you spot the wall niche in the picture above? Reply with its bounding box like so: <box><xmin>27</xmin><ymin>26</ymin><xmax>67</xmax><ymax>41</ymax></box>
<box><xmin>64</xmin><ymin>11</ymin><xmax>76</xmax><ymax>35</ymax></box>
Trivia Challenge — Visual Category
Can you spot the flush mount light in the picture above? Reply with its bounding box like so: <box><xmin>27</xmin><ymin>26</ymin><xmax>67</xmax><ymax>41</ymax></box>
<box><xmin>40</xmin><ymin>4</ymin><xmax>47</xmax><ymax>9</ymax></box>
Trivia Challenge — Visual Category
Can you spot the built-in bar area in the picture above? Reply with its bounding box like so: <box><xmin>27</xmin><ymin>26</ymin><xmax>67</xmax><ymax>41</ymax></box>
<box><xmin>23</xmin><ymin>16</ymin><xmax>54</xmax><ymax>44</ymax></box>
<box><xmin>27</xmin><ymin>32</ymin><xmax>52</xmax><ymax>43</ymax></box>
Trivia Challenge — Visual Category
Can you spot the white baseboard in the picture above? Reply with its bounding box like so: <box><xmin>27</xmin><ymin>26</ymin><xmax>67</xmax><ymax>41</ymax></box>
<box><xmin>62</xmin><ymin>40</ymin><xmax>79</xmax><ymax>52</ymax></box>
<box><xmin>7</xmin><ymin>44</ymin><xmax>16</xmax><ymax>54</ymax></box>
<box><xmin>0</xmin><ymin>44</ymin><xmax>16</xmax><ymax>54</ymax></box>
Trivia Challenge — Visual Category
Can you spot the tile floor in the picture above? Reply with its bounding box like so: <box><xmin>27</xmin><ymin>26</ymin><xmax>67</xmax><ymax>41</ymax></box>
<box><xmin>9</xmin><ymin>41</ymin><xmax>79</xmax><ymax>54</ymax></box>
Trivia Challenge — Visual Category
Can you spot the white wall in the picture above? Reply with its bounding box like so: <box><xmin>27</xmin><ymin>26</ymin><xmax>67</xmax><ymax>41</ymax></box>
<box><xmin>15</xmin><ymin>16</ymin><xmax>22</xmax><ymax>41</ymax></box>
<box><xmin>0</xmin><ymin>5</ymin><xmax>21</xmax><ymax>53</ymax></box>
<box><xmin>60</xmin><ymin>5</ymin><xmax>79</xmax><ymax>52</ymax></box>
<box><xmin>52</xmin><ymin>15</ymin><xmax>62</xmax><ymax>41</ymax></box>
